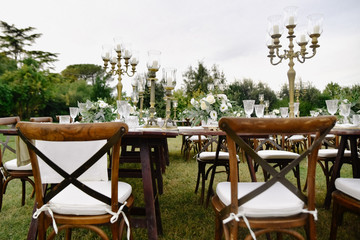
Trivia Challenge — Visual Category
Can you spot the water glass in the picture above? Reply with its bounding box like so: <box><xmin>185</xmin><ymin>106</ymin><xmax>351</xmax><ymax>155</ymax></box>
<box><xmin>59</xmin><ymin>115</ymin><xmax>71</xmax><ymax>124</ymax></box>
<box><xmin>325</xmin><ymin>100</ymin><xmax>339</xmax><ymax>115</ymax></box>
<box><xmin>254</xmin><ymin>104</ymin><xmax>265</xmax><ymax>118</ymax></box>
<box><xmin>339</xmin><ymin>103</ymin><xmax>351</xmax><ymax>123</ymax></box>
<box><xmin>280</xmin><ymin>107</ymin><xmax>288</xmax><ymax>118</ymax></box>
<box><xmin>352</xmin><ymin>114</ymin><xmax>360</xmax><ymax>125</ymax></box>
<box><xmin>243</xmin><ymin>100</ymin><xmax>255</xmax><ymax>118</ymax></box>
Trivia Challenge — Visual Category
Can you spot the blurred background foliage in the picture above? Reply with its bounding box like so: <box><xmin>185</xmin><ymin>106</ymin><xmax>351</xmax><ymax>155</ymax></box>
<box><xmin>0</xmin><ymin>20</ymin><xmax>359</xmax><ymax>121</ymax></box>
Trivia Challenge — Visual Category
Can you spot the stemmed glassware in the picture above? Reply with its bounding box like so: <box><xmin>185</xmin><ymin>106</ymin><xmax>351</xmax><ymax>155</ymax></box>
<box><xmin>254</xmin><ymin>104</ymin><xmax>265</xmax><ymax>118</ymax></box>
<box><xmin>280</xmin><ymin>107</ymin><xmax>289</xmax><ymax>118</ymax></box>
<box><xmin>69</xmin><ymin>107</ymin><xmax>79</xmax><ymax>123</ymax></box>
<box><xmin>243</xmin><ymin>100</ymin><xmax>255</xmax><ymax>118</ymax></box>
<box><xmin>339</xmin><ymin>103</ymin><xmax>351</xmax><ymax>124</ymax></box>
<box><xmin>294</xmin><ymin>102</ymin><xmax>300</xmax><ymax>117</ymax></box>
<box><xmin>117</xmin><ymin>100</ymin><xmax>131</xmax><ymax>121</ymax></box>
<box><xmin>325</xmin><ymin>100</ymin><xmax>339</xmax><ymax>115</ymax></box>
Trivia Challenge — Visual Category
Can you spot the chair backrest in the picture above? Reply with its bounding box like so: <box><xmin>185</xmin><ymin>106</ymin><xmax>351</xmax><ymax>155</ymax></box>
<box><xmin>0</xmin><ymin>116</ymin><xmax>21</xmax><ymax>157</ymax></box>
<box><xmin>16</xmin><ymin>122</ymin><xmax>128</xmax><ymax>212</ymax></box>
<box><xmin>218</xmin><ymin>116</ymin><xmax>336</xmax><ymax>220</ymax></box>
<box><xmin>30</xmin><ymin>117</ymin><xmax>53</xmax><ymax>123</ymax></box>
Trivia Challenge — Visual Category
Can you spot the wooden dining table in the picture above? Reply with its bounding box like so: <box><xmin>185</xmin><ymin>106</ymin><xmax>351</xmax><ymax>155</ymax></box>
<box><xmin>0</xmin><ymin>126</ymin><xmax>178</xmax><ymax>240</ymax></box>
<box><xmin>323</xmin><ymin>126</ymin><xmax>360</xmax><ymax>209</ymax></box>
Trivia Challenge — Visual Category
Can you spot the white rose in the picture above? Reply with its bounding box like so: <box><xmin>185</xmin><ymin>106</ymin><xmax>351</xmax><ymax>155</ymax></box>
<box><xmin>217</xmin><ymin>94</ymin><xmax>228</xmax><ymax>101</ymax></box>
<box><xmin>200</xmin><ymin>100</ymin><xmax>208</xmax><ymax>110</ymax></box>
<box><xmin>206</xmin><ymin>94</ymin><xmax>216</xmax><ymax>104</ymax></box>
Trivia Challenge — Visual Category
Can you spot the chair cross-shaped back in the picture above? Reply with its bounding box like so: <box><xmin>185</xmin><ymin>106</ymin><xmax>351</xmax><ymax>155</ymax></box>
<box><xmin>0</xmin><ymin>116</ymin><xmax>35</xmax><ymax>211</ymax></box>
<box><xmin>212</xmin><ymin>116</ymin><xmax>336</xmax><ymax>240</ymax></box>
<box><xmin>16</xmin><ymin>122</ymin><xmax>134</xmax><ymax>240</ymax></box>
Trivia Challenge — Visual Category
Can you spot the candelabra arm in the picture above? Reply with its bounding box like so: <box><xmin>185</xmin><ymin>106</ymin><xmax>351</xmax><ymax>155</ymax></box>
<box><xmin>304</xmin><ymin>48</ymin><xmax>317</xmax><ymax>59</ymax></box>
<box><xmin>270</xmin><ymin>56</ymin><xmax>283</xmax><ymax>66</ymax></box>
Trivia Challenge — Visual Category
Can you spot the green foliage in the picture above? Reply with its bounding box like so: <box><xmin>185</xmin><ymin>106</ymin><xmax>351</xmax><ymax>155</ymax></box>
<box><xmin>0</xmin><ymin>53</ymin><xmax>17</xmax><ymax>75</ymax></box>
<box><xmin>0</xmin><ymin>21</ymin><xmax>58</xmax><ymax>68</ymax></box>
<box><xmin>225</xmin><ymin>78</ymin><xmax>277</xmax><ymax>111</ymax></box>
<box><xmin>61</xmin><ymin>64</ymin><xmax>103</xmax><ymax>84</ymax></box>
<box><xmin>90</xmin><ymin>74</ymin><xmax>114</xmax><ymax>103</ymax></box>
<box><xmin>183</xmin><ymin>62</ymin><xmax>225</xmax><ymax>99</ymax></box>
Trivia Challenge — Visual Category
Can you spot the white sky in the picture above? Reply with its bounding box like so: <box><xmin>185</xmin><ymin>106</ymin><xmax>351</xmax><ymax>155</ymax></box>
<box><xmin>1</xmin><ymin>0</ymin><xmax>360</xmax><ymax>95</ymax></box>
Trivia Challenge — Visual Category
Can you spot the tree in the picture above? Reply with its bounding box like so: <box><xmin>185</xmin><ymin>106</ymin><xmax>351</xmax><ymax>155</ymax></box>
<box><xmin>61</xmin><ymin>64</ymin><xmax>103</xmax><ymax>84</ymax></box>
<box><xmin>183</xmin><ymin>62</ymin><xmax>226</xmax><ymax>99</ymax></box>
<box><xmin>225</xmin><ymin>78</ymin><xmax>277</xmax><ymax>111</ymax></box>
<box><xmin>0</xmin><ymin>21</ymin><xmax>58</xmax><ymax>68</ymax></box>
<box><xmin>0</xmin><ymin>57</ymin><xmax>52</xmax><ymax>118</ymax></box>
<box><xmin>0</xmin><ymin>53</ymin><xmax>17</xmax><ymax>75</ymax></box>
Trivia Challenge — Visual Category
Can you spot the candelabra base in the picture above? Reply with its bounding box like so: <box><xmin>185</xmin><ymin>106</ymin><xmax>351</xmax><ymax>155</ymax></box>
<box><xmin>161</xmin><ymin>118</ymin><xmax>177</xmax><ymax>130</ymax></box>
<box><xmin>144</xmin><ymin>118</ymin><xmax>160</xmax><ymax>128</ymax></box>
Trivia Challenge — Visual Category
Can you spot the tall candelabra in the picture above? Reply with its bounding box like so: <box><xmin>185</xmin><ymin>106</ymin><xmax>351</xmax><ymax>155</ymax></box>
<box><xmin>137</xmin><ymin>74</ymin><xmax>147</xmax><ymax>120</ymax></box>
<box><xmin>162</xmin><ymin>68</ymin><xmax>177</xmax><ymax>129</ymax></box>
<box><xmin>145</xmin><ymin>50</ymin><xmax>161</xmax><ymax>128</ymax></box>
<box><xmin>172</xmin><ymin>99</ymin><xmax>178</xmax><ymax>120</ymax></box>
<box><xmin>267</xmin><ymin>6</ymin><xmax>323</xmax><ymax>117</ymax></box>
<box><xmin>101</xmin><ymin>38</ymin><xmax>139</xmax><ymax>101</ymax></box>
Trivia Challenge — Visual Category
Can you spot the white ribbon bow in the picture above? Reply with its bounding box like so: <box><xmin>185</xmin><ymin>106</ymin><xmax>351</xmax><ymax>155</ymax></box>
<box><xmin>105</xmin><ymin>202</ymin><xmax>130</xmax><ymax>240</ymax></box>
<box><xmin>33</xmin><ymin>204</ymin><xmax>58</xmax><ymax>234</ymax></box>
<box><xmin>223</xmin><ymin>212</ymin><xmax>256</xmax><ymax>240</ymax></box>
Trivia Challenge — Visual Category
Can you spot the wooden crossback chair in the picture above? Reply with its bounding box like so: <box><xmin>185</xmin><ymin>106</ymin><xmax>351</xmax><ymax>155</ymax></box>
<box><xmin>16</xmin><ymin>122</ymin><xmax>134</xmax><ymax>240</ymax></box>
<box><xmin>0</xmin><ymin>116</ymin><xmax>35</xmax><ymax>211</ymax></box>
<box><xmin>212</xmin><ymin>116</ymin><xmax>336</xmax><ymax>240</ymax></box>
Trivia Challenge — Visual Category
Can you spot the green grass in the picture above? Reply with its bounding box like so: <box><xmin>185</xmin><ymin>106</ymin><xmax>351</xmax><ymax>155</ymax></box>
<box><xmin>0</xmin><ymin>135</ymin><xmax>359</xmax><ymax>239</ymax></box>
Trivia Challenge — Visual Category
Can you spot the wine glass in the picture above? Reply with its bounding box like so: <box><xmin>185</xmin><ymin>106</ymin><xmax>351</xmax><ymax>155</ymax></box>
<box><xmin>280</xmin><ymin>107</ymin><xmax>288</xmax><ymax>118</ymax></box>
<box><xmin>325</xmin><ymin>100</ymin><xmax>339</xmax><ymax>115</ymax></box>
<box><xmin>69</xmin><ymin>107</ymin><xmax>79</xmax><ymax>123</ymax></box>
<box><xmin>254</xmin><ymin>104</ymin><xmax>265</xmax><ymax>118</ymax></box>
<box><xmin>294</xmin><ymin>102</ymin><xmax>300</xmax><ymax>117</ymax></box>
<box><xmin>339</xmin><ymin>103</ymin><xmax>351</xmax><ymax>124</ymax></box>
<box><xmin>243</xmin><ymin>100</ymin><xmax>255</xmax><ymax>118</ymax></box>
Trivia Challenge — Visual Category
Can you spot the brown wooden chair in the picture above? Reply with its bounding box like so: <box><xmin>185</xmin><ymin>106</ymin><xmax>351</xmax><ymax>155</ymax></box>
<box><xmin>30</xmin><ymin>116</ymin><xmax>53</xmax><ymax>123</ymax></box>
<box><xmin>16</xmin><ymin>122</ymin><xmax>134</xmax><ymax>239</ymax></box>
<box><xmin>0</xmin><ymin>116</ymin><xmax>35</xmax><ymax>211</ymax></box>
<box><xmin>330</xmin><ymin>178</ymin><xmax>360</xmax><ymax>239</ymax></box>
<box><xmin>212</xmin><ymin>116</ymin><xmax>336</xmax><ymax>240</ymax></box>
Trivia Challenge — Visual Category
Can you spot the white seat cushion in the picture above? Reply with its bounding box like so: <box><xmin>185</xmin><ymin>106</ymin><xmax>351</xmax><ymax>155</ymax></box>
<box><xmin>3</xmin><ymin>159</ymin><xmax>32</xmax><ymax>171</ymax></box>
<box><xmin>258</xmin><ymin>150</ymin><xmax>299</xmax><ymax>160</ymax></box>
<box><xmin>49</xmin><ymin>181</ymin><xmax>132</xmax><ymax>215</ymax></box>
<box><xmin>287</xmin><ymin>135</ymin><xmax>306</xmax><ymax>141</ymax></box>
<box><xmin>318</xmin><ymin>149</ymin><xmax>352</xmax><ymax>158</ymax></box>
<box><xmin>188</xmin><ymin>135</ymin><xmax>208</xmax><ymax>141</ymax></box>
<box><xmin>216</xmin><ymin>182</ymin><xmax>304</xmax><ymax>218</ymax></box>
<box><xmin>198</xmin><ymin>151</ymin><xmax>239</xmax><ymax>161</ymax></box>
<box><xmin>335</xmin><ymin>178</ymin><xmax>360</xmax><ymax>201</ymax></box>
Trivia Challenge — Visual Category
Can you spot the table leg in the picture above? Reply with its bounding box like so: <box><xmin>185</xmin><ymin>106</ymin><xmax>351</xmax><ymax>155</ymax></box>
<box><xmin>140</xmin><ymin>139</ymin><xmax>160</xmax><ymax>240</ymax></box>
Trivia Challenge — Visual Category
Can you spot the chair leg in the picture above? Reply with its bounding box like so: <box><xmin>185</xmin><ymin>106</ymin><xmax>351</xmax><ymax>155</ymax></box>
<box><xmin>330</xmin><ymin>195</ymin><xmax>345</xmax><ymax>240</ymax></box>
<box><xmin>21</xmin><ymin>178</ymin><xmax>26</xmax><ymax>206</ymax></box>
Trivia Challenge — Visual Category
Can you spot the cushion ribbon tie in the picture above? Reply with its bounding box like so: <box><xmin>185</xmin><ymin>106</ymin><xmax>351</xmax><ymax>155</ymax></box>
<box><xmin>33</xmin><ymin>204</ymin><xmax>58</xmax><ymax>234</ymax></box>
<box><xmin>302</xmin><ymin>208</ymin><xmax>318</xmax><ymax>221</ymax></box>
<box><xmin>223</xmin><ymin>212</ymin><xmax>257</xmax><ymax>240</ymax></box>
<box><xmin>0</xmin><ymin>167</ymin><xmax>7</xmax><ymax>181</ymax></box>
<box><xmin>105</xmin><ymin>202</ymin><xmax>130</xmax><ymax>240</ymax></box>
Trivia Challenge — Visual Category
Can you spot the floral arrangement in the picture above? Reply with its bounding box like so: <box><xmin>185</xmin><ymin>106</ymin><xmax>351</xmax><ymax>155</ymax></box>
<box><xmin>78</xmin><ymin>99</ymin><xmax>117</xmax><ymax>123</ymax></box>
<box><xmin>186</xmin><ymin>93</ymin><xmax>240</xmax><ymax>126</ymax></box>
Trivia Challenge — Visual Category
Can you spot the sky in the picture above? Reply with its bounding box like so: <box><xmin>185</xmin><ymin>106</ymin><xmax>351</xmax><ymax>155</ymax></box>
<box><xmin>1</xmin><ymin>0</ymin><xmax>360</xmax><ymax>96</ymax></box>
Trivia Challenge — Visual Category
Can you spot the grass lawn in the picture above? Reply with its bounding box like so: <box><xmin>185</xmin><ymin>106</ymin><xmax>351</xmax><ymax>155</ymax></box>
<box><xmin>0</xmin><ymin>135</ymin><xmax>359</xmax><ymax>239</ymax></box>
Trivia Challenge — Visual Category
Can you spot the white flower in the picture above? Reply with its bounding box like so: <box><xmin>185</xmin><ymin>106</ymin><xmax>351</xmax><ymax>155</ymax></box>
<box><xmin>206</xmin><ymin>94</ymin><xmax>216</xmax><ymax>104</ymax></box>
<box><xmin>190</xmin><ymin>98</ymin><xmax>198</xmax><ymax>106</ymax></box>
<box><xmin>220</xmin><ymin>103</ymin><xmax>228</xmax><ymax>112</ymax></box>
<box><xmin>130</xmin><ymin>106</ymin><xmax>135</xmax><ymax>114</ymax></box>
<box><xmin>227</xmin><ymin>102</ymin><xmax>232</xmax><ymax>108</ymax></box>
<box><xmin>217</xmin><ymin>94</ymin><xmax>228</xmax><ymax>101</ymax></box>
<box><xmin>273</xmin><ymin>109</ymin><xmax>280</xmax><ymax>114</ymax></box>
<box><xmin>210</xmin><ymin>110</ymin><xmax>218</xmax><ymax>120</ymax></box>
<box><xmin>200</xmin><ymin>100</ymin><xmax>208</xmax><ymax>110</ymax></box>
<box><xmin>98</xmin><ymin>100</ymin><xmax>108</xmax><ymax>108</ymax></box>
